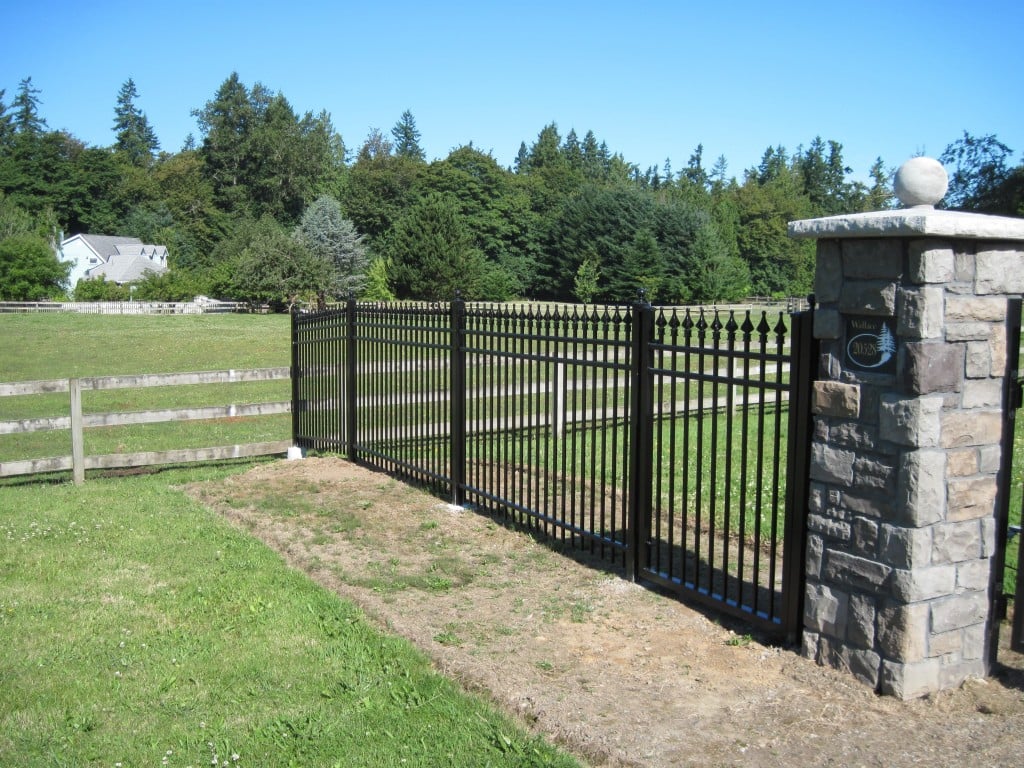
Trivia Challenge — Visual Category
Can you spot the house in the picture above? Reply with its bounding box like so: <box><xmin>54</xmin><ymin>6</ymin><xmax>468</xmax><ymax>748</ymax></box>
<box><xmin>59</xmin><ymin>234</ymin><xmax>169</xmax><ymax>288</ymax></box>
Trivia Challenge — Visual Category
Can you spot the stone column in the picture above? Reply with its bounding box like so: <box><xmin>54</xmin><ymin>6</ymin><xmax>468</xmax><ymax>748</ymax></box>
<box><xmin>789</xmin><ymin>157</ymin><xmax>1024</xmax><ymax>699</ymax></box>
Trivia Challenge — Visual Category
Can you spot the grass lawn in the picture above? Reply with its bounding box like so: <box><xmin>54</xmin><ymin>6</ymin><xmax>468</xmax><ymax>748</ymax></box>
<box><xmin>0</xmin><ymin>462</ymin><xmax>578</xmax><ymax>767</ymax></box>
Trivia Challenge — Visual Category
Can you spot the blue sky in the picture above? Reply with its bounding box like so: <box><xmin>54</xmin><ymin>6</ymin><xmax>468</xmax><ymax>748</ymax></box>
<box><xmin>3</xmin><ymin>1</ymin><xmax>1021</xmax><ymax>183</ymax></box>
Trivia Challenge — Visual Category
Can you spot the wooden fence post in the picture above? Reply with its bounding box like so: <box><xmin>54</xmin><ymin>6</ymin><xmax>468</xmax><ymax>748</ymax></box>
<box><xmin>70</xmin><ymin>378</ymin><xmax>84</xmax><ymax>485</ymax></box>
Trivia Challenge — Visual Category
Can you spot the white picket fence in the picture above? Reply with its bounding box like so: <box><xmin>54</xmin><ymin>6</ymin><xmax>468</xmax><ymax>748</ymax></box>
<box><xmin>0</xmin><ymin>299</ymin><xmax>249</xmax><ymax>315</ymax></box>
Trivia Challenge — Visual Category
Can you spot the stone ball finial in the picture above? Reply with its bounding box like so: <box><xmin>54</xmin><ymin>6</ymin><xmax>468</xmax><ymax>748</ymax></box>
<box><xmin>894</xmin><ymin>157</ymin><xmax>948</xmax><ymax>208</ymax></box>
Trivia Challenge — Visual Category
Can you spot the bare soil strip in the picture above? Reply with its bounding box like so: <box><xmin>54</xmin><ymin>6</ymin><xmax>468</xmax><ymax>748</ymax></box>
<box><xmin>187</xmin><ymin>457</ymin><xmax>1024</xmax><ymax>768</ymax></box>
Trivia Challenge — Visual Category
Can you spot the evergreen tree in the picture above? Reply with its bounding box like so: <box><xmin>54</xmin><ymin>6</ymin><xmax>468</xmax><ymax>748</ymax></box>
<box><xmin>562</xmin><ymin>129</ymin><xmax>583</xmax><ymax>170</ymax></box>
<box><xmin>248</xmin><ymin>92</ymin><xmax>315</xmax><ymax>222</ymax></box>
<box><xmin>756</xmin><ymin>145</ymin><xmax>789</xmax><ymax>185</ymax></box>
<box><xmin>193</xmin><ymin>73</ymin><xmax>342</xmax><ymax>223</ymax></box>
<box><xmin>391</xmin><ymin>109</ymin><xmax>425</xmax><ymax>161</ymax></box>
<box><xmin>63</xmin><ymin>143</ymin><xmax>124</xmax><ymax>232</ymax></box>
<box><xmin>523</xmin><ymin>123</ymin><xmax>563</xmax><ymax>173</ymax></box>
<box><xmin>513</xmin><ymin>142</ymin><xmax>529</xmax><ymax>173</ymax></box>
<box><xmin>113</xmin><ymin>78</ymin><xmax>160</xmax><ymax>166</ymax></box>
<box><xmin>295</xmin><ymin>194</ymin><xmax>369</xmax><ymax>299</ymax></box>
<box><xmin>734</xmin><ymin>161</ymin><xmax>814</xmax><ymax>297</ymax></box>
<box><xmin>650</xmin><ymin>198</ymin><xmax>718</xmax><ymax>303</ymax></box>
<box><xmin>519</xmin><ymin>123</ymin><xmax>584</xmax><ymax>229</ymax></box>
<box><xmin>865</xmin><ymin>158</ymin><xmax>894</xmax><ymax>211</ymax></box>
<box><xmin>360</xmin><ymin>256</ymin><xmax>395</xmax><ymax>301</ymax></box>
<box><xmin>709</xmin><ymin>155</ymin><xmax>730</xmax><ymax>193</ymax></box>
<box><xmin>0</xmin><ymin>90</ymin><xmax>13</xmax><ymax>149</ymax></box>
<box><xmin>684</xmin><ymin>217</ymin><xmax>750</xmax><ymax>303</ymax></box>
<box><xmin>580</xmin><ymin>131</ymin><xmax>605</xmax><ymax>180</ymax></box>
<box><xmin>193</xmin><ymin>72</ymin><xmax>254</xmax><ymax>215</ymax></box>
<box><xmin>684</xmin><ymin>144</ymin><xmax>708</xmax><ymax>190</ymax></box>
<box><xmin>12</xmin><ymin>77</ymin><xmax>46</xmax><ymax>136</ymax></box>
<box><xmin>150</xmin><ymin>149</ymin><xmax>226</xmax><ymax>272</ymax></box>
<box><xmin>825</xmin><ymin>140</ymin><xmax>853</xmax><ymax>211</ymax></box>
<box><xmin>620</xmin><ymin>229</ymin><xmax>664</xmax><ymax>301</ymax></box>
<box><xmin>545</xmin><ymin>184</ymin><xmax>652</xmax><ymax>300</ymax></box>
<box><xmin>420</xmin><ymin>145</ymin><xmax>540</xmax><ymax>297</ymax></box>
<box><xmin>796</xmin><ymin>137</ymin><xmax>853</xmax><ymax>216</ymax></box>
<box><xmin>385</xmin><ymin>194</ymin><xmax>488</xmax><ymax>300</ymax></box>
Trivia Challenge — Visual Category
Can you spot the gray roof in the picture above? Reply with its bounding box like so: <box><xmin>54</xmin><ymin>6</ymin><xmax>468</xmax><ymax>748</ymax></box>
<box><xmin>86</xmin><ymin>252</ymin><xmax>167</xmax><ymax>283</ymax></box>
<box><xmin>114</xmin><ymin>243</ymin><xmax>169</xmax><ymax>259</ymax></box>
<box><xmin>75</xmin><ymin>234</ymin><xmax>143</xmax><ymax>259</ymax></box>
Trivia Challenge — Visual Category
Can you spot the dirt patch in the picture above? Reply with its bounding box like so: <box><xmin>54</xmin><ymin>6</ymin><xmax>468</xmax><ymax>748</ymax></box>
<box><xmin>185</xmin><ymin>457</ymin><xmax>1024</xmax><ymax>767</ymax></box>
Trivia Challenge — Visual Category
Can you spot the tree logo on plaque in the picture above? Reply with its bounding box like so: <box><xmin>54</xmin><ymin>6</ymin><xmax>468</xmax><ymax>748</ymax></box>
<box><xmin>845</xmin><ymin>317</ymin><xmax>896</xmax><ymax>374</ymax></box>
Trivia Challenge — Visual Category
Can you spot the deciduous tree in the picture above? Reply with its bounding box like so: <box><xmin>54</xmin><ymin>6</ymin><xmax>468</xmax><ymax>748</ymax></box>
<box><xmin>340</xmin><ymin>129</ymin><xmax>420</xmax><ymax>240</ymax></box>
<box><xmin>733</xmin><ymin>161</ymin><xmax>814</xmax><ymax>297</ymax></box>
<box><xmin>222</xmin><ymin>215</ymin><xmax>332</xmax><ymax>310</ymax></box>
<box><xmin>940</xmin><ymin>131</ymin><xmax>1015</xmax><ymax>212</ymax></box>
<box><xmin>573</xmin><ymin>249</ymin><xmax>600</xmax><ymax>303</ymax></box>
<box><xmin>0</xmin><ymin>233</ymin><xmax>69</xmax><ymax>299</ymax></box>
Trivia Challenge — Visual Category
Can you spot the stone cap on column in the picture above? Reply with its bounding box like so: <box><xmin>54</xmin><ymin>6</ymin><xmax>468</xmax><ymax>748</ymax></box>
<box><xmin>789</xmin><ymin>157</ymin><xmax>1024</xmax><ymax>241</ymax></box>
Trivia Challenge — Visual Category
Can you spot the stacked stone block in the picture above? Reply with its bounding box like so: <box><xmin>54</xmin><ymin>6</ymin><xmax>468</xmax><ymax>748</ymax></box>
<box><xmin>802</xmin><ymin>236</ymin><xmax>1016</xmax><ymax>698</ymax></box>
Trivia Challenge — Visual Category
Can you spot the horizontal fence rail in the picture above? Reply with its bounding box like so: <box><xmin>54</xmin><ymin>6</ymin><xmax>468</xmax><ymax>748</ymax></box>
<box><xmin>292</xmin><ymin>300</ymin><xmax>815</xmax><ymax>639</ymax></box>
<box><xmin>0</xmin><ymin>368</ymin><xmax>292</xmax><ymax>483</ymax></box>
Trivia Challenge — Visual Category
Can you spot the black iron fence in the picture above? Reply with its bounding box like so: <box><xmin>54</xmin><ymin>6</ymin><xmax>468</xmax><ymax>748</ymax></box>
<box><xmin>292</xmin><ymin>299</ymin><xmax>816</xmax><ymax>639</ymax></box>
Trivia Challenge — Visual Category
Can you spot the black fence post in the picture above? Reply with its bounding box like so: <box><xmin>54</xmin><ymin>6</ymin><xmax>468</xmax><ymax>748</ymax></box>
<box><xmin>996</xmin><ymin>298</ymin><xmax>1023</xmax><ymax>654</ymax></box>
<box><xmin>290</xmin><ymin>308</ymin><xmax>301</xmax><ymax>449</ymax></box>
<box><xmin>345</xmin><ymin>294</ymin><xmax>358</xmax><ymax>461</ymax></box>
<box><xmin>781</xmin><ymin>300</ymin><xmax>817</xmax><ymax>643</ymax></box>
<box><xmin>627</xmin><ymin>292</ymin><xmax>654</xmax><ymax>581</ymax></box>
<box><xmin>451</xmin><ymin>294</ymin><xmax>467</xmax><ymax>506</ymax></box>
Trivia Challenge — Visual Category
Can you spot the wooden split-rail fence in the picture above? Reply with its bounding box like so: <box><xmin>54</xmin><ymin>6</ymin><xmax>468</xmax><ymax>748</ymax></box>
<box><xmin>0</xmin><ymin>368</ymin><xmax>292</xmax><ymax>484</ymax></box>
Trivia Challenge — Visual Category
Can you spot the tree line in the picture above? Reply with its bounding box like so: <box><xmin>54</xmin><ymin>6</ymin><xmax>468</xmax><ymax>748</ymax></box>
<box><xmin>1</xmin><ymin>74</ymin><xmax>1021</xmax><ymax>306</ymax></box>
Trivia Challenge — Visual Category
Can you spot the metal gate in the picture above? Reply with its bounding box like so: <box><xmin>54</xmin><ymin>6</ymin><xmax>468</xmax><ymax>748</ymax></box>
<box><xmin>630</xmin><ymin>305</ymin><xmax>816</xmax><ymax>640</ymax></box>
<box><xmin>292</xmin><ymin>299</ymin><xmax>817</xmax><ymax>641</ymax></box>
